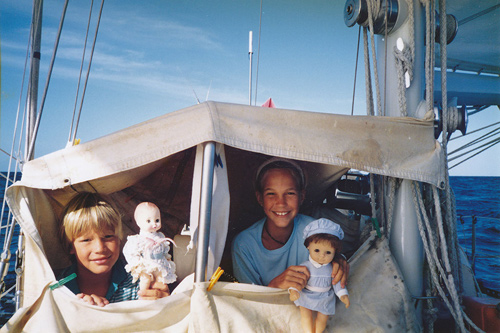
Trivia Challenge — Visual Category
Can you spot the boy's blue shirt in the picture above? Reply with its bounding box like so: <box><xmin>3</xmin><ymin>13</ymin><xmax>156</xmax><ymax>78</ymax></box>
<box><xmin>60</xmin><ymin>258</ymin><xmax>138</xmax><ymax>302</ymax></box>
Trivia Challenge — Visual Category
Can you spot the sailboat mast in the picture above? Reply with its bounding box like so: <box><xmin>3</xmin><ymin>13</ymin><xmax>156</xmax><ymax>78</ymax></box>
<box><xmin>15</xmin><ymin>0</ymin><xmax>43</xmax><ymax>310</ymax></box>
<box><xmin>25</xmin><ymin>0</ymin><xmax>43</xmax><ymax>162</ymax></box>
<box><xmin>377</xmin><ymin>1</ymin><xmax>425</xmax><ymax>305</ymax></box>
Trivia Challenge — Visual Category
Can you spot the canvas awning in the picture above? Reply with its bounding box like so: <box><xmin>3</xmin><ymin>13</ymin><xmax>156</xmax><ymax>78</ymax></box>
<box><xmin>5</xmin><ymin>101</ymin><xmax>443</xmax><ymax>313</ymax></box>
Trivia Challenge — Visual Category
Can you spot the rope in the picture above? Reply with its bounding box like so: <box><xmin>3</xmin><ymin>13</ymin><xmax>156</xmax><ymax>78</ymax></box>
<box><xmin>411</xmin><ymin>181</ymin><xmax>464</xmax><ymax>331</ymax></box>
<box><xmin>421</xmin><ymin>0</ymin><xmax>435</xmax><ymax>114</ymax></box>
<box><xmin>393</xmin><ymin>43</ymin><xmax>413</xmax><ymax>116</ymax></box>
<box><xmin>363</xmin><ymin>28</ymin><xmax>374</xmax><ymax>116</ymax></box>
<box><xmin>366</xmin><ymin>0</ymin><xmax>383</xmax><ymax>115</ymax></box>
<box><xmin>392</xmin><ymin>0</ymin><xmax>416</xmax><ymax>117</ymax></box>
<box><xmin>369</xmin><ymin>174</ymin><xmax>377</xmax><ymax>225</ymax></box>
<box><xmin>385</xmin><ymin>177</ymin><xmax>398</xmax><ymax>238</ymax></box>
<box><xmin>432</xmin><ymin>186</ymin><xmax>465</xmax><ymax>330</ymax></box>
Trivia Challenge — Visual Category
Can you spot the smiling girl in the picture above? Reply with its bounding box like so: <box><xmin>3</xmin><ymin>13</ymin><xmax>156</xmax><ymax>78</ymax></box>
<box><xmin>232</xmin><ymin>158</ymin><xmax>348</xmax><ymax>292</ymax></box>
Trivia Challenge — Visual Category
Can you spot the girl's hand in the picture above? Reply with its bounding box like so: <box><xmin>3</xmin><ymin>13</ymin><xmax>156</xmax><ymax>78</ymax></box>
<box><xmin>268</xmin><ymin>265</ymin><xmax>310</xmax><ymax>290</ymax></box>
<box><xmin>76</xmin><ymin>293</ymin><xmax>109</xmax><ymax>307</ymax></box>
<box><xmin>138</xmin><ymin>281</ymin><xmax>170</xmax><ymax>300</ymax></box>
<box><xmin>332</xmin><ymin>255</ymin><xmax>349</xmax><ymax>288</ymax></box>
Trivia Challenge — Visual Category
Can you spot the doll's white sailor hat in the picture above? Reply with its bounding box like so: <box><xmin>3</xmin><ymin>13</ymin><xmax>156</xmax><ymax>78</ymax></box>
<box><xmin>303</xmin><ymin>218</ymin><xmax>344</xmax><ymax>240</ymax></box>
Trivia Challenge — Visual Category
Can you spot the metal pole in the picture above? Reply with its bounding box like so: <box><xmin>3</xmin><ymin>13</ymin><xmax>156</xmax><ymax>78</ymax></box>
<box><xmin>194</xmin><ymin>142</ymin><xmax>216</xmax><ymax>283</ymax></box>
<box><xmin>26</xmin><ymin>0</ymin><xmax>43</xmax><ymax>162</ymax></box>
<box><xmin>0</xmin><ymin>217</ymin><xmax>15</xmax><ymax>293</ymax></box>
<box><xmin>379</xmin><ymin>0</ymin><xmax>425</xmax><ymax>316</ymax></box>
<box><xmin>248</xmin><ymin>31</ymin><xmax>253</xmax><ymax>105</ymax></box>
<box><xmin>471</xmin><ymin>215</ymin><xmax>477</xmax><ymax>273</ymax></box>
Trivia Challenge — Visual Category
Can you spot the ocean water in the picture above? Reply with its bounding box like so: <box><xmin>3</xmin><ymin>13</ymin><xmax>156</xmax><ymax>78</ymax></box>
<box><xmin>0</xmin><ymin>176</ymin><xmax>498</xmax><ymax>325</ymax></box>
<box><xmin>449</xmin><ymin>176</ymin><xmax>500</xmax><ymax>293</ymax></box>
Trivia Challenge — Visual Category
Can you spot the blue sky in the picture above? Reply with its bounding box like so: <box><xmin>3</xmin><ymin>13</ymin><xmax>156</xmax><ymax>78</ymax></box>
<box><xmin>1</xmin><ymin>0</ymin><xmax>499</xmax><ymax>176</ymax></box>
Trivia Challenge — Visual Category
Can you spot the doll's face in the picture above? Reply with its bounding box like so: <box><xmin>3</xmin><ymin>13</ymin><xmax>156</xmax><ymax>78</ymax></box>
<box><xmin>135</xmin><ymin>206</ymin><xmax>161</xmax><ymax>233</ymax></box>
<box><xmin>307</xmin><ymin>240</ymin><xmax>335</xmax><ymax>265</ymax></box>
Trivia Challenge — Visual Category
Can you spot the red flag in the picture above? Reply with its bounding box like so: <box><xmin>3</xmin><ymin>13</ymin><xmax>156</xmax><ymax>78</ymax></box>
<box><xmin>261</xmin><ymin>98</ymin><xmax>275</xmax><ymax>108</ymax></box>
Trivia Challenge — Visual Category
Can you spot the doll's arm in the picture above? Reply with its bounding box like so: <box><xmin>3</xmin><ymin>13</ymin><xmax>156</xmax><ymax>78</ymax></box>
<box><xmin>334</xmin><ymin>282</ymin><xmax>350</xmax><ymax>309</ymax></box>
<box><xmin>288</xmin><ymin>287</ymin><xmax>300</xmax><ymax>301</ymax></box>
<box><xmin>331</xmin><ymin>254</ymin><xmax>349</xmax><ymax>288</ymax></box>
<box><xmin>123</xmin><ymin>236</ymin><xmax>142</xmax><ymax>268</ymax></box>
<box><xmin>138</xmin><ymin>281</ymin><xmax>171</xmax><ymax>300</ymax></box>
<box><xmin>340</xmin><ymin>295</ymin><xmax>350</xmax><ymax>308</ymax></box>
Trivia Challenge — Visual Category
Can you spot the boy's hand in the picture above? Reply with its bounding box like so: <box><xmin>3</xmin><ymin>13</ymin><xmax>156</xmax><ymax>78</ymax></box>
<box><xmin>77</xmin><ymin>293</ymin><xmax>109</xmax><ymax>307</ymax></box>
<box><xmin>332</xmin><ymin>255</ymin><xmax>349</xmax><ymax>288</ymax></box>
<box><xmin>138</xmin><ymin>281</ymin><xmax>170</xmax><ymax>300</ymax></box>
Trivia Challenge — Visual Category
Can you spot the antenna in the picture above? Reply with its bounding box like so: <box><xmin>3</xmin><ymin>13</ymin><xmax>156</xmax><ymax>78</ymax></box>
<box><xmin>205</xmin><ymin>80</ymin><xmax>212</xmax><ymax>102</ymax></box>
<box><xmin>177</xmin><ymin>66</ymin><xmax>200</xmax><ymax>104</ymax></box>
<box><xmin>248</xmin><ymin>31</ymin><xmax>253</xmax><ymax>105</ymax></box>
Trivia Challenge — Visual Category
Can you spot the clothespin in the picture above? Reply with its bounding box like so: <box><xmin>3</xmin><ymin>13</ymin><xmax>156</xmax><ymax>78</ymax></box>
<box><xmin>207</xmin><ymin>267</ymin><xmax>224</xmax><ymax>291</ymax></box>
<box><xmin>371</xmin><ymin>217</ymin><xmax>382</xmax><ymax>238</ymax></box>
<box><xmin>50</xmin><ymin>273</ymin><xmax>77</xmax><ymax>290</ymax></box>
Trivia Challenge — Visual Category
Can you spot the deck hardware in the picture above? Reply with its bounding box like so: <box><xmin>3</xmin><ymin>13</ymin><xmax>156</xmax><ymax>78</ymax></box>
<box><xmin>344</xmin><ymin>0</ymin><xmax>400</xmax><ymax>35</ymax></box>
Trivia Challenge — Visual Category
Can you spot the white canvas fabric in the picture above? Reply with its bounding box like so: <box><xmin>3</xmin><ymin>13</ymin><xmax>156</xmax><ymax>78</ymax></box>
<box><xmin>1</xmin><ymin>236</ymin><xmax>418</xmax><ymax>332</ymax></box>
<box><xmin>4</xmin><ymin>101</ymin><xmax>437</xmax><ymax>331</ymax></box>
<box><xmin>16</xmin><ymin>102</ymin><xmax>443</xmax><ymax>191</ymax></box>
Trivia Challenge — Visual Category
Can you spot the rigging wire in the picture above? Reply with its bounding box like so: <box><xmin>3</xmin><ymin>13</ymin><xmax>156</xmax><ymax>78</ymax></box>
<box><xmin>458</xmin><ymin>3</ymin><xmax>500</xmax><ymax>26</ymax></box>
<box><xmin>449</xmin><ymin>138</ymin><xmax>500</xmax><ymax>169</ymax></box>
<box><xmin>68</xmin><ymin>0</ymin><xmax>95</xmax><ymax>145</ymax></box>
<box><xmin>350</xmin><ymin>26</ymin><xmax>361</xmax><ymax>116</ymax></box>
<box><xmin>253</xmin><ymin>0</ymin><xmax>263</xmax><ymax>106</ymax></box>
<box><xmin>71</xmin><ymin>0</ymin><xmax>106</xmax><ymax>144</ymax></box>
<box><xmin>449</xmin><ymin>121</ymin><xmax>500</xmax><ymax>141</ymax></box>
<box><xmin>0</xmin><ymin>0</ymin><xmax>35</xmax><ymax>258</ymax></box>
<box><xmin>449</xmin><ymin>126</ymin><xmax>500</xmax><ymax>154</ymax></box>
<box><xmin>448</xmin><ymin>121</ymin><xmax>500</xmax><ymax>169</ymax></box>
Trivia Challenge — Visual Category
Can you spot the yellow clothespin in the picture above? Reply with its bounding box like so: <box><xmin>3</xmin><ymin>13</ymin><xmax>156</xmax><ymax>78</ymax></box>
<box><xmin>207</xmin><ymin>267</ymin><xmax>224</xmax><ymax>291</ymax></box>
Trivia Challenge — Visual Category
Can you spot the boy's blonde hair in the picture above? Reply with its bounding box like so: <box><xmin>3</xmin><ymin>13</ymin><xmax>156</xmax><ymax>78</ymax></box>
<box><xmin>60</xmin><ymin>192</ymin><xmax>122</xmax><ymax>253</ymax></box>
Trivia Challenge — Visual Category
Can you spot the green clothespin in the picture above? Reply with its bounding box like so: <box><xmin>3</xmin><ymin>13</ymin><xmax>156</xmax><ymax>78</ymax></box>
<box><xmin>371</xmin><ymin>217</ymin><xmax>382</xmax><ymax>238</ymax></box>
<box><xmin>50</xmin><ymin>273</ymin><xmax>77</xmax><ymax>290</ymax></box>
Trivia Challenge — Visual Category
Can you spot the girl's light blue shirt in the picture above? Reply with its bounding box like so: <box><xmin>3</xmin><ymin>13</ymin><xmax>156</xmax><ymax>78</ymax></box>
<box><xmin>232</xmin><ymin>214</ymin><xmax>314</xmax><ymax>285</ymax></box>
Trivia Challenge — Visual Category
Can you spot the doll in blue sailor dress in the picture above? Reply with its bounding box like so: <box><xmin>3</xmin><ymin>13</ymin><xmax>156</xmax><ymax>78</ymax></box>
<box><xmin>123</xmin><ymin>202</ymin><xmax>177</xmax><ymax>291</ymax></box>
<box><xmin>289</xmin><ymin>218</ymin><xmax>350</xmax><ymax>333</ymax></box>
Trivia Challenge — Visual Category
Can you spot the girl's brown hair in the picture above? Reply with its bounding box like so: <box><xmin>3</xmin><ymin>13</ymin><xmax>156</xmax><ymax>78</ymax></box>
<box><xmin>255</xmin><ymin>158</ymin><xmax>306</xmax><ymax>193</ymax></box>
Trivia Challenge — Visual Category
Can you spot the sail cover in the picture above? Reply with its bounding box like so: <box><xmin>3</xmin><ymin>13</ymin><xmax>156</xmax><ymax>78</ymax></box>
<box><xmin>16</xmin><ymin>101</ymin><xmax>444</xmax><ymax>190</ymax></box>
<box><xmin>4</xmin><ymin>101</ymin><xmax>436</xmax><ymax>331</ymax></box>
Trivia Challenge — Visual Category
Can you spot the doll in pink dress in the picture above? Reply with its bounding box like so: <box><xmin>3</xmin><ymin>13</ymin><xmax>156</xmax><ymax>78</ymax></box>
<box><xmin>123</xmin><ymin>202</ymin><xmax>176</xmax><ymax>291</ymax></box>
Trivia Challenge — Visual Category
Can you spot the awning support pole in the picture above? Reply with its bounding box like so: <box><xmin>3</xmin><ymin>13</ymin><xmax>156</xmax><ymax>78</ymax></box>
<box><xmin>194</xmin><ymin>141</ymin><xmax>216</xmax><ymax>283</ymax></box>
